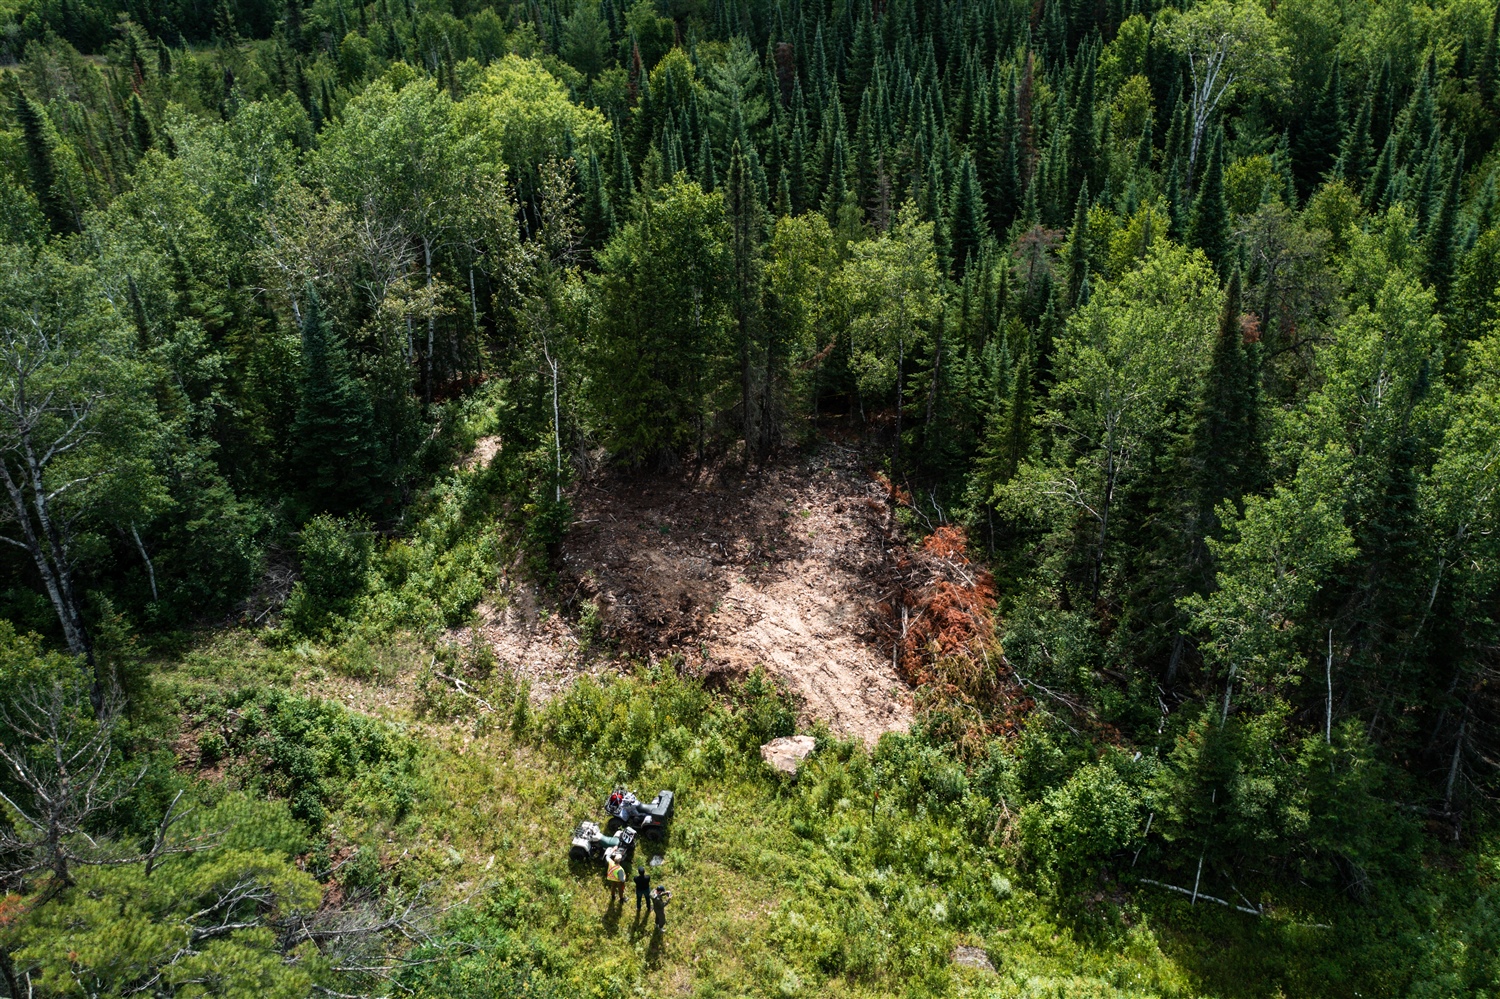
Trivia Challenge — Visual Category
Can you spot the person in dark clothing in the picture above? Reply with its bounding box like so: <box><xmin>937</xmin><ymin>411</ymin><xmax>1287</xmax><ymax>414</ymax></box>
<box><xmin>650</xmin><ymin>885</ymin><xmax>672</xmax><ymax>932</ymax></box>
<box><xmin>634</xmin><ymin>866</ymin><xmax>651</xmax><ymax>920</ymax></box>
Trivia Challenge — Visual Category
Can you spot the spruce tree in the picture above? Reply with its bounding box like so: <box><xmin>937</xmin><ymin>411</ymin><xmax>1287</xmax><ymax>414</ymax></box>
<box><xmin>128</xmin><ymin>93</ymin><xmax>155</xmax><ymax>157</ymax></box>
<box><xmin>14</xmin><ymin>92</ymin><xmax>73</xmax><ymax>234</ymax></box>
<box><xmin>1426</xmin><ymin>154</ymin><xmax>1463</xmax><ymax>305</ymax></box>
<box><xmin>580</xmin><ymin>152</ymin><xmax>615</xmax><ymax>251</ymax></box>
<box><xmin>1294</xmin><ymin>62</ymin><xmax>1342</xmax><ymax>193</ymax></box>
<box><xmin>949</xmin><ymin>152</ymin><xmax>987</xmax><ymax>277</ymax></box>
<box><xmin>1192</xmin><ymin>268</ymin><xmax>1259</xmax><ymax>524</ymax></box>
<box><xmin>1188</xmin><ymin>128</ymin><xmax>1229</xmax><ymax>273</ymax></box>
<box><xmin>292</xmin><ymin>287</ymin><xmax>384</xmax><ymax>515</ymax></box>
<box><xmin>971</xmin><ymin>349</ymin><xmax>1032</xmax><ymax>520</ymax></box>
<box><xmin>1370</xmin><ymin>58</ymin><xmax>1395</xmax><ymax>149</ymax></box>
<box><xmin>1067</xmin><ymin>53</ymin><xmax>1097</xmax><ymax>199</ymax></box>
<box><xmin>1337</xmin><ymin>89</ymin><xmax>1375</xmax><ymax>188</ymax></box>
<box><xmin>1367</xmin><ymin>134</ymin><xmax>1396</xmax><ymax>210</ymax></box>
<box><xmin>1064</xmin><ymin>180</ymin><xmax>1090</xmax><ymax>310</ymax></box>
<box><xmin>697</xmin><ymin>134</ymin><xmax>717</xmax><ymax>191</ymax></box>
<box><xmin>1479</xmin><ymin>1</ymin><xmax>1500</xmax><ymax>111</ymax></box>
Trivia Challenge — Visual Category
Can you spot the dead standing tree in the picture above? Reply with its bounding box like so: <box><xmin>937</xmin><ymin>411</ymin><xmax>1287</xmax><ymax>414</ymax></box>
<box><xmin>0</xmin><ymin>683</ymin><xmax>147</xmax><ymax>893</ymax></box>
<box><xmin>0</xmin><ymin>678</ymin><xmax>450</xmax><ymax>995</ymax></box>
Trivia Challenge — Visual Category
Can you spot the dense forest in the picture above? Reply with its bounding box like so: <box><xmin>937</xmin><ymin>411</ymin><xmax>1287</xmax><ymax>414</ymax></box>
<box><xmin>0</xmin><ymin>0</ymin><xmax>1498</xmax><ymax>991</ymax></box>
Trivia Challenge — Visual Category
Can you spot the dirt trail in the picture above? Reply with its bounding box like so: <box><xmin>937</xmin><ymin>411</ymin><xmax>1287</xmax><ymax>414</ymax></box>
<box><xmin>479</xmin><ymin>440</ymin><xmax>912</xmax><ymax>744</ymax></box>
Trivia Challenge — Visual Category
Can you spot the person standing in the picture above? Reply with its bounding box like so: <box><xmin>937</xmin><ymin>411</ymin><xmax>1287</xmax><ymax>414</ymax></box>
<box><xmin>634</xmin><ymin>866</ymin><xmax>651</xmax><ymax>920</ymax></box>
<box><xmin>605</xmin><ymin>854</ymin><xmax>627</xmax><ymax>907</ymax></box>
<box><xmin>650</xmin><ymin>884</ymin><xmax>672</xmax><ymax>932</ymax></box>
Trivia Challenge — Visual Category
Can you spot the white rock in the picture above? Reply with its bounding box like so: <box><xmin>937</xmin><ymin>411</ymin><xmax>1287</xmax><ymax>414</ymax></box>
<box><xmin>760</xmin><ymin>735</ymin><xmax>817</xmax><ymax>775</ymax></box>
<box><xmin>951</xmin><ymin>946</ymin><xmax>995</xmax><ymax>972</ymax></box>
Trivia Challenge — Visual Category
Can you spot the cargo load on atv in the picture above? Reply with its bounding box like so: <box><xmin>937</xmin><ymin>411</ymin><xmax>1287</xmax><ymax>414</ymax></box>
<box><xmin>604</xmin><ymin>787</ymin><xmax>674</xmax><ymax>841</ymax></box>
<box><xmin>569</xmin><ymin>820</ymin><xmax>637</xmax><ymax>863</ymax></box>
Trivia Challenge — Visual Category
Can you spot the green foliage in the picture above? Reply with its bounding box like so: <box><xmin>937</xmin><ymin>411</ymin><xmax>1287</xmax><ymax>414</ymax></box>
<box><xmin>587</xmin><ymin>177</ymin><xmax>733</xmax><ymax>462</ymax></box>
<box><xmin>180</xmin><ymin>685</ymin><xmax>421</xmax><ymax>828</ymax></box>
<box><xmin>1020</xmin><ymin>753</ymin><xmax>1145</xmax><ymax>897</ymax></box>
<box><xmin>12</xmin><ymin>794</ymin><xmax>324</xmax><ymax>997</ymax></box>
<box><xmin>7</xmin><ymin>0</ymin><xmax>1500</xmax><ymax>993</ymax></box>
<box><xmin>290</xmin><ymin>289</ymin><xmax>386</xmax><ymax>516</ymax></box>
<box><xmin>284</xmin><ymin>514</ymin><xmax>373</xmax><ymax>634</ymax></box>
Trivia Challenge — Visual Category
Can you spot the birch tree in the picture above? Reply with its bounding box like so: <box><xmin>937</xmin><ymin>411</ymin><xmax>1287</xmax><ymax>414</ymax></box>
<box><xmin>1014</xmin><ymin>243</ymin><xmax>1220</xmax><ymax>603</ymax></box>
<box><xmin>1161</xmin><ymin>0</ymin><xmax>1284</xmax><ymax>177</ymax></box>
<box><xmin>317</xmin><ymin>78</ymin><xmax>493</xmax><ymax>405</ymax></box>
<box><xmin>840</xmin><ymin>202</ymin><xmax>939</xmax><ymax>470</ymax></box>
<box><xmin>0</xmin><ymin>246</ymin><xmax>157</xmax><ymax>704</ymax></box>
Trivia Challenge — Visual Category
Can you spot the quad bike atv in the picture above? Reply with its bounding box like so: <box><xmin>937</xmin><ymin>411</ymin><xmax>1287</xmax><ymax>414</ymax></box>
<box><xmin>604</xmin><ymin>787</ymin><xmax>674</xmax><ymax>842</ymax></box>
<box><xmin>569</xmin><ymin>820</ymin><xmax>637</xmax><ymax>863</ymax></box>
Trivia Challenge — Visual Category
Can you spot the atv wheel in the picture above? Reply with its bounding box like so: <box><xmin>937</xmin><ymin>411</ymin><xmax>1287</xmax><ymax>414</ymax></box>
<box><xmin>643</xmin><ymin>825</ymin><xmax>665</xmax><ymax>842</ymax></box>
<box><xmin>604</xmin><ymin>817</ymin><xmax>623</xmax><ymax>834</ymax></box>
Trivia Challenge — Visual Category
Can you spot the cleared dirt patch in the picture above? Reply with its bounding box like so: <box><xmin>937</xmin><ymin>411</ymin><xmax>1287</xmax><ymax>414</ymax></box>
<box><xmin>482</xmin><ymin>440</ymin><xmax>912</xmax><ymax>744</ymax></box>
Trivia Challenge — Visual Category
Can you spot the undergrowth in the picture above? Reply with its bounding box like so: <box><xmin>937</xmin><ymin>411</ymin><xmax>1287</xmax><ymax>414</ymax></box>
<box><xmin>152</xmin><ymin>641</ymin><xmax>1500</xmax><ymax>998</ymax></box>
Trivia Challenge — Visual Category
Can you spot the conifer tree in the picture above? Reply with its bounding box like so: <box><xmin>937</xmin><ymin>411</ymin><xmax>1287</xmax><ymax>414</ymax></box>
<box><xmin>1063</xmin><ymin>181</ymin><xmax>1090</xmax><ymax>310</ymax></box>
<box><xmin>128</xmin><ymin>93</ymin><xmax>155</xmax><ymax>157</ymax></box>
<box><xmin>1188</xmin><ymin>127</ymin><xmax>1229</xmax><ymax>272</ymax></box>
<box><xmin>1367</xmin><ymin>134</ymin><xmax>1396</xmax><ymax>210</ymax></box>
<box><xmin>949</xmin><ymin>152</ymin><xmax>987</xmax><ymax>277</ymax></box>
<box><xmin>1337</xmin><ymin>88</ymin><xmax>1375</xmax><ymax>188</ymax></box>
<box><xmin>1426</xmin><ymin>154</ymin><xmax>1464</xmax><ymax>305</ymax></box>
<box><xmin>1068</xmin><ymin>52</ymin><xmax>1097</xmax><ymax>198</ymax></box>
<box><xmin>291</xmin><ymin>287</ymin><xmax>384</xmax><ymax>515</ymax></box>
<box><xmin>845</xmin><ymin>10</ymin><xmax>877</xmax><ymax>111</ymax></box>
<box><xmin>1294</xmin><ymin>62</ymin><xmax>1342</xmax><ymax>193</ymax></box>
<box><xmin>698</xmin><ymin>134</ymin><xmax>717</xmax><ymax>191</ymax></box>
<box><xmin>1135</xmin><ymin>107</ymin><xmax>1154</xmax><ymax>174</ymax></box>
<box><xmin>970</xmin><ymin>341</ymin><xmax>1032</xmax><ymax>529</ymax></box>
<box><xmin>1412</xmin><ymin>134</ymin><xmax>1442</xmax><ymax>231</ymax></box>
<box><xmin>822</xmin><ymin>131</ymin><xmax>849</xmax><ymax>220</ymax></box>
<box><xmin>1405</xmin><ymin>61</ymin><xmax>1438</xmax><ymax>159</ymax></box>
<box><xmin>14</xmin><ymin>92</ymin><xmax>73</xmax><ymax>234</ymax></box>
<box><xmin>1192</xmin><ymin>268</ymin><xmax>1257</xmax><ymax>519</ymax></box>
<box><xmin>580</xmin><ymin>152</ymin><xmax>616</xmax><ymax>251</ymax></box>
<box><xmin>1479</xmin><ymin>1</ymin><xmax>1500</xmax><ymax>111</ymax></box>
<box><xmin>725</xmin><ymin>141</ymin><xmax>763</xmax><ymax>449</ymax></box>
<box><xmin>1032</xmin><ymin>289</ymin><xmax>1060</xmax><ymax>387</ymax></box>
<box><xmin>776</xmin><ymin>166</ymin><xmax>793</xmax><ymax>216</ymax></box>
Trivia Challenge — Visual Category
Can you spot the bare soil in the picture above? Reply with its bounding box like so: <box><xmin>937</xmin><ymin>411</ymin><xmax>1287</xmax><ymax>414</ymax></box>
<box><xmin>477</xmin><ymin>438</ymin><xmax>913</xmax><ymax>745</ymax></box>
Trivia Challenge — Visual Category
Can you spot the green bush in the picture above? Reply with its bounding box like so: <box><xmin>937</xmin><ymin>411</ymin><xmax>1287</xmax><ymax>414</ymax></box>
<box><xmin>1020</xmin><ymin>753</ymin><xmax>1145</xmax><ymax>897</ymax></box>
<box><xmin>284</xmin><ymin>513</ymin><xmax>373</xmax><ymax>633</ymax></box>
<box><xmin>184</xmin><ymin>686</ymin><xmax>422</xmax><ymax>830</ymax></box>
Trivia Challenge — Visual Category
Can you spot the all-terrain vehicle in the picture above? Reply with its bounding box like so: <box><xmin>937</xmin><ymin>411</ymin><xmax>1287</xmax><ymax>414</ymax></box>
<box><xmin>604</xmin><ymin>787</ymin><xmax>674</xmax><ymax>841</ymax></box>
<box><xmin>569</xmin><ymin>819</ymin><xmax>637</xmax><ymax>863</ymax></box>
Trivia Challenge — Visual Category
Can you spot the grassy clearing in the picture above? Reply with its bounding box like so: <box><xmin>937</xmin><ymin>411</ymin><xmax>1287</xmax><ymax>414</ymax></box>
<box><xmin>142</xmin><ymin>629</ymin><xmax>1500</xmax><ymax>999</ymax></box>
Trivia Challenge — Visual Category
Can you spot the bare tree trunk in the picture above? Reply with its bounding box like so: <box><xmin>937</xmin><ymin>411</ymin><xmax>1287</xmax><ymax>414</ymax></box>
<box><xmin>760</xmin><ymin>332</ymin><xmax>776</xmax><ymax>458</ymax></box>
<box><xmin>893</xmin><ymin>335</ymin><xmax>904</xmax><ymax>473</ymax></box>
<box><xmin>1444</xmin><ymin>707</ymin><xmax>1468</xmax><ymax>814</ymax></box>
<box><xmin>470</xmin><ymin>265</ymin><xmax>484</xmax><ymax>378</ymax></box>
<box><xmin>1093</xmin><ymin>453</ymin><xmax>1116</xmax><ymax>604</ymax></box>
<box><xmin>741</xmin><ymin>315</ymin><xmax>753</xmax><ymax>456</ymax></box>
<box><xmin>544</xmin><ymin>346</ymin><xmax>562</xmax><ymax>504</ymax></box>
<box><xmin>423</xmin><ymin>237</ymin><xmax>435</xmax><ymax>406</ymax></box>
<box><xmin>130</xmin><ymin>523</ymin><xmax>158</xmax><ymax>603</ymax></box>
<box><xmin>1325</xmin><ymin>629</ymin><xmax>1333</xmax><ymax>744</ymax></box>
<box><xmin>0</xmin><ymin>461</ymin><xmax>95</xmax><ymax>705</ymax></box>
